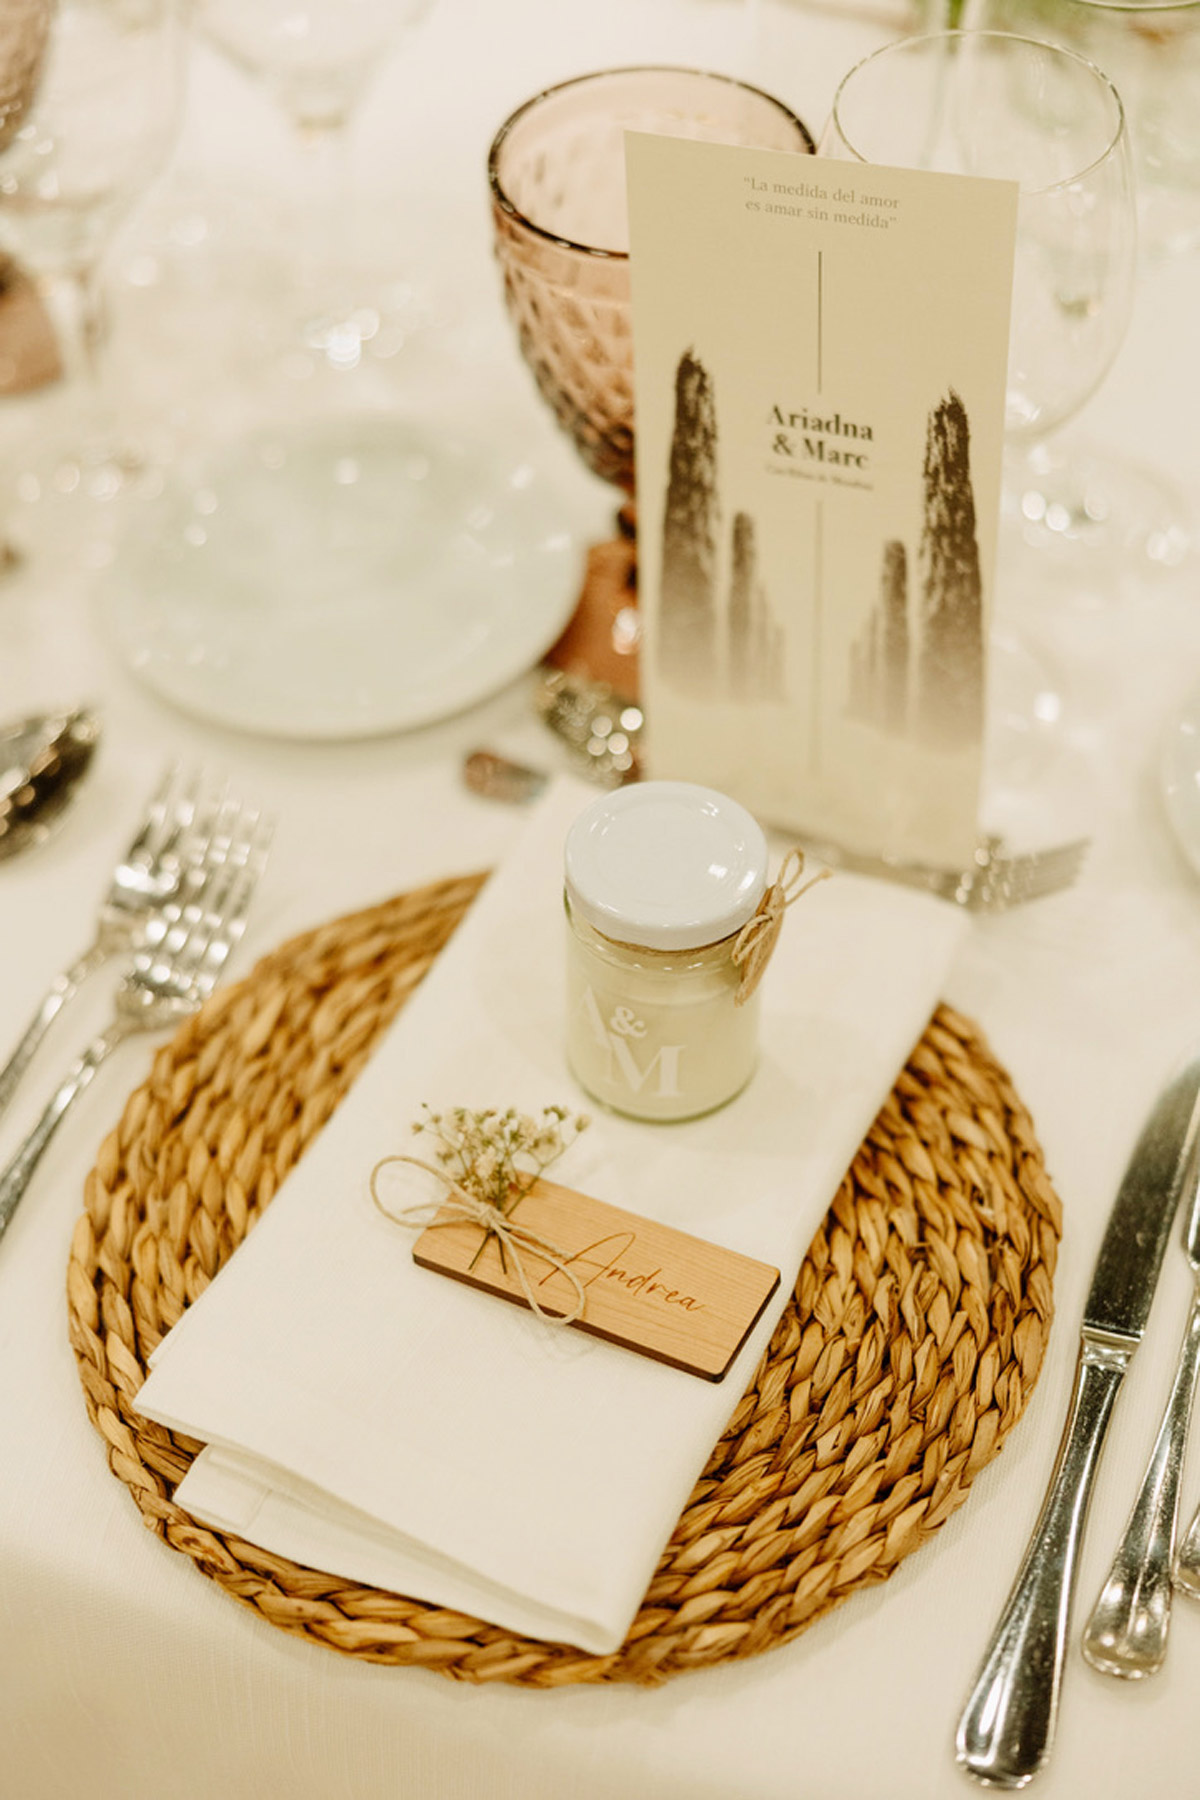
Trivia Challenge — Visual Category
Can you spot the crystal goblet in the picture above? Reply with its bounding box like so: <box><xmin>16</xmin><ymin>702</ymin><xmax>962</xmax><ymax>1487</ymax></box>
<box><xmin>488</xmin><ymin>67</ymin><xmax>816</xmax><ymax>694</ymax></box>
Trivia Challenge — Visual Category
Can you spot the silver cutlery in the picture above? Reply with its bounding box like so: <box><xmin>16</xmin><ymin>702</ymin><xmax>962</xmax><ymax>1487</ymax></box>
<box><xmin>463</xmin><ymin>749</ymin><xmax>550</xmax><ymax>807</ymax></box>
<box><xmin>955</xmin><ymin>1051</ymin><xmax>1200</xmax><ymax>1789</ymax></box>
<box><xmin>0</xmin><ymin>794</ymin><xmax>272</xmax><ymax>1247</ymax></box>
<box><xmin>0</xmin><ymin>706</ymin><xmax>100</xmax><ymax>862</ymax></box>
<box><xmin>0</xmin><ymin>764</ymin><xmax>230</xmax><ymax>1122</ymax></box>
<box><xmin>802</xmin><ymin>833</ymin><xmax>1089</xmax><ymax>915</ymax></box>
<box><xmin>1172</xmin><ymin>1480</ymin><xmax>1200</xmax><ymax>1597</ymax></box>
<box><xmin>533</xmin><ymin>669</ymin><xmax>642</xmax><ymax>786</ymax></box>
<box><xmin>462</xmin><ymin>744</ymin><xmax>1086</xmax><ymax>913</ymax></box>
<box><xmin>1081</xmin><ymin>1128</ymin><xmax>1200</xmax><ymax>1677</ymax></box>
<box><xmin>1160</xmin><ymin>1195</ymin><xmax>1200</xmax><ymax>1604</ymax></box>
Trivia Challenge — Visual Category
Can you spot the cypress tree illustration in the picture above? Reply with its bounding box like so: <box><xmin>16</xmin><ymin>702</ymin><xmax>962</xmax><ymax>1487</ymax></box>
<box><xmin>880</xmin><ymin>538</ymin><xmax>909</xmax><ymax>734</ymax></box>
<box><xmin>864</xmin><ymin>609</ymin><xmax>880</xmax><ymax>714</ymax></box>
<box><xmin>847</xmin><ymin>538</ymin><xmax>907</xmax><ymax>733</ymax></box>
<box><xmin>729</xmin><ymin>510</ymin><xmax>754</xmax><ymax>698</ymax></box>
<box><xmin>848</xmin><ymin>634</ymin><xmax>867</xmax><ymax>720</ymax></box>
<box><xmin>914</xmin><ymin>390</ymin><xmax>983</xmax><ymax>748</ymax></box>
<box><xmin>659</xmin><ymin>349</ymin><xmax>719</xmax><ymax>691</ymax></box>
<box><xmin>728</xmin><ymin>510</ymin><xmax>787</xmax><ymax>702</ymax></box>
<box><xmin>761</xmin><ymin>611</ymin><xmax>787</xmax><ymax>703</ymax></box>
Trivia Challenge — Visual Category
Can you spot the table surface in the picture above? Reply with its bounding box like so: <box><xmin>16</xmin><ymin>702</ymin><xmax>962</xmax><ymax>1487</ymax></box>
<box><xmin>4</xmin><ymin>2</ymin><xmax>1200</xmax><ymax>1796</ymax></box>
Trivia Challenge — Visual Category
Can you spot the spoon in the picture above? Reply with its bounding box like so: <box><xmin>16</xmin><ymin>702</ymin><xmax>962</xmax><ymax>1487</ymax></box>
<box><xmin>0</xmin><ymin>707</ymin><xmax>101</xmax><ymax>861</ymax></box>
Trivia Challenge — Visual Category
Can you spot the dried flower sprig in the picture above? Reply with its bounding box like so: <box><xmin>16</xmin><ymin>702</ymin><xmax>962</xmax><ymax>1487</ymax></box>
<box><xmin>371</xmin><ymin>1103</ymin><xmax>592</xmax><ymax>1319</ymax></box>
<box><xmin>412</xmin><ymin>1104</ymin><xmax>589</xmax><ymax>1220</ymax></box>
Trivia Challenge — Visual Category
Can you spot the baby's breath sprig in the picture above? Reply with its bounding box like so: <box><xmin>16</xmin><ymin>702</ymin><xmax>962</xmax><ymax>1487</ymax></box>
<box><xmin>412</xmin><ymin>1104</ymin><xmax>589</xmax><ymax>1219</ymax></box>
<box><xmin>371</xmin><ymin>1103</ymin><xmax>592</xmax><ymax>1317</ymax></box>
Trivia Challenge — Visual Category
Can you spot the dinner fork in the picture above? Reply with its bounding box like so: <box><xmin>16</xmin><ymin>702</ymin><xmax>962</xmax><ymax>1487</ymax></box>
<box><xmin>807</xmin><ymin>832</ymin><xmax>1090</xmax><ymax>914</ymax></box>
<box><xmin>0</xmin><ymin>764</ymin><xmax>228</xmax><ymax>1122</ymax></box>
<box><xmin>1081</xmin><ymin>1126</ymin><xmax>1200</xmax><ymax>1677</ymax></box>
<box><xmin>0</xmin><ymin>802</ymin><xmax>272</xmax><ymax>1246</ymax></box>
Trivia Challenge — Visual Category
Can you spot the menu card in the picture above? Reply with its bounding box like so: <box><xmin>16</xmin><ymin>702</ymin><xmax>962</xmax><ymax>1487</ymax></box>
<box><xmin>626</xmin><ymin>135</ymin><xmax>1018</xmax><ymax>871</ymax></box>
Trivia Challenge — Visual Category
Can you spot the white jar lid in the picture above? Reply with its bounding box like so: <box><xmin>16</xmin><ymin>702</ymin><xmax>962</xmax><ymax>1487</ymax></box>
<box><xmin>564</xmin><ymin>781</ymin><xmax>769</xmax><ymax>951</ymax></box>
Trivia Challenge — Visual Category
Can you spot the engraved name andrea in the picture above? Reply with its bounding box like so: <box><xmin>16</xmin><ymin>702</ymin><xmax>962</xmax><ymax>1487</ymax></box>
<box><xmin>769</xmin><ymin>403</ymin><xmax>874</xmax><ymax>470</ymax></box>
<box><xmin>536</xmin><ymin>1231</ymin><xmax>704</xmax><ymax>1312</ymax></box>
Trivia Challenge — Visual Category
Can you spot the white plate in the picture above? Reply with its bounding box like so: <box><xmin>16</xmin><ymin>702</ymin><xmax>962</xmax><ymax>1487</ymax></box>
<box><xmin>1161</xmin><ymin>680</ymin><xmax>1200</xmax><ymax>878</ymax></box>
<box><xmin>100</xmin><ymin>416</ymin><xmax>582</xmax><ymax>740</ymax></box>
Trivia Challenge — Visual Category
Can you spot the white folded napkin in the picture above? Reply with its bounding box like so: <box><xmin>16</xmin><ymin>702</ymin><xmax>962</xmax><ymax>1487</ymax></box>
<box><xmin>136</xmin><ymin>777</ymin><xmax>966</xmax><ymax>1654</ymax></box>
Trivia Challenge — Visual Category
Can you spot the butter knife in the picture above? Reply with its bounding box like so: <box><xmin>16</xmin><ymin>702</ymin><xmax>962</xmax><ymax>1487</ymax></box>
<box><xmin>955</xmin><ymin>1053</ymin><xmax>1200</xmax><ymax>1789</ymax></box>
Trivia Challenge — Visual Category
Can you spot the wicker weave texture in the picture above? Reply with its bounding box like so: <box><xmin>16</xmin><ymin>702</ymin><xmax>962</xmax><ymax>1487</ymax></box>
<box><xmin>67</xmin><ymin>874</ymin><xmax>1061</xmax><ymax>1686</ymax></box>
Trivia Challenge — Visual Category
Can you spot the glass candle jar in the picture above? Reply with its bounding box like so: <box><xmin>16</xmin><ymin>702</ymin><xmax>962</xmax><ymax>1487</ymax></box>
<box><xmin>563</xmin><ymin>781</ymin><xmax>769</xmax><ymax>1122</ymax></box>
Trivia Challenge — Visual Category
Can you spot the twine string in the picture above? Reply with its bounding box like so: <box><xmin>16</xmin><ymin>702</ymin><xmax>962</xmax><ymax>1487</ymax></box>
<box><xmin>732</xmin><ymin>848</ymin><xmax>832</xmax><ymax>1005</ymax></box>
<box><xmin>369</xmin><ymin>1153</ymin><xmax>587</xmax><ymax>1326</ymax></box>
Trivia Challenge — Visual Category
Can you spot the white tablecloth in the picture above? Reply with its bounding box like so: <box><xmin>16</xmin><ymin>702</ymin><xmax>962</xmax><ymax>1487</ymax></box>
<box><xmin>4</xmin><ymin>2</ymin><xmax>1200</xmax><ymax>1795</ymax></box>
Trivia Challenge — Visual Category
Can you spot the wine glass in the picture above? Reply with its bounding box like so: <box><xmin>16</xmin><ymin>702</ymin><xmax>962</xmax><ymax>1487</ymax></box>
<box><xmin>101</xmin><ymin>0</ymin><xmax>605</xmax><ymax>741</ymax></box>
<box><xmin>190</xmin><ymin>0</ymin><xmax>433</xmax><ymax>373</ymax></box>
<box><xmin>821</xmin><ymin>29</ymin><xmax>1137</xmax><ymax>845</ymax></box>
<box><xmin>489</xmin><ymin>67</ymin><xmax>816</xmax><ymax>696</ymax></box>
<box><xmin>962</xmin><ymin>0</ymin><xmax>1200</xmax><ymax>260</ymax></box>
<box><xmin>0</xmin><ymin>0</ymin><xmax>183</xmax><ymax>512</ymax></box>
<box><xmin>961</xmin><ymin>0</ymin><xmax>1200</xmax><ymax>575</ymax></box>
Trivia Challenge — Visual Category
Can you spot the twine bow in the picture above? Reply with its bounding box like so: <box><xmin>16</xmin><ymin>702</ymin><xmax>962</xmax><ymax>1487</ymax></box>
<box><xmin>732</xmin><ymin>848</ymin><xmax>831</xmax><ymax>1005</ymax></box>
<box><xmin>369</xmin><ymin>1153</ymin><xmax>588</xmax><ymax>1326</ymax></box>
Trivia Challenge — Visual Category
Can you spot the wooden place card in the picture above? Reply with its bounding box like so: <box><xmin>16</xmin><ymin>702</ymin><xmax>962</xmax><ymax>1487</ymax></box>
<box><xmin>413</xmin><ymin>1178</ymin><xmax>780</xmax><ymax>1382</ymax></box>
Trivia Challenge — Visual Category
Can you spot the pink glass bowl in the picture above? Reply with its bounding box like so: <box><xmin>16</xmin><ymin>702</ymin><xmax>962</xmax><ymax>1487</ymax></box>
<box><xmin>489</xmin><ymin>66</ymin><xmax>815</xmax><ymax>493</ymax></box>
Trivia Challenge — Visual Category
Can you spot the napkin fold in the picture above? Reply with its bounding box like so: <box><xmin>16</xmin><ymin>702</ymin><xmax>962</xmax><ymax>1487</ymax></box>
<box><xmin>136</xmin><ymin>778</ymin><xmax>966</xmax><ymax>1654</ymax></box>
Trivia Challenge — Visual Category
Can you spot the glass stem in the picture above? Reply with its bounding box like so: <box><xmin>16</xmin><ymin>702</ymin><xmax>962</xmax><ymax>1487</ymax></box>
<box><xmin>292</xmin><ymin>116</ymin><xmax>356</xmax><ymax>354</ymax></box>
<box><xmin>32</xmin><ymin>258</ymin><xmax>136</xmax><ymax>479</ymax></box>
<box><xmin>47</xmin><ymin>261</ymin><xmax>107</xmax><ymax>395</ymax></box>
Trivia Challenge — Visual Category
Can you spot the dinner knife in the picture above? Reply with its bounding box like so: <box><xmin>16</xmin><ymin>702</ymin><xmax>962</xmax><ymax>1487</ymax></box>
<box><xmin>955</xmin><ymin>1052</ymin><xmax>1200</xmax><ymax>1789</ymax></box>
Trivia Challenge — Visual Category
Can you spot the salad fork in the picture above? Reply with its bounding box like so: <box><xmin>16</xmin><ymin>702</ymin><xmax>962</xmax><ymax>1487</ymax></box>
<box><xmin>0</xmin><ymin>799</ymin><xmax>272</xmax><ymax>1246</ymax></box>
<box><xmin>0</xmin><ymin>764</ymin><xmax>229</xmax><ymax>1121</ymax></box>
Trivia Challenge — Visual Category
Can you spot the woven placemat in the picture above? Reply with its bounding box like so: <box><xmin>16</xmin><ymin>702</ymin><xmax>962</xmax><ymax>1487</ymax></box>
<box><xmin>67</xmin><ymin>872</ymin><xmax>1061</xmax><ymax>1687</ymax></box>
